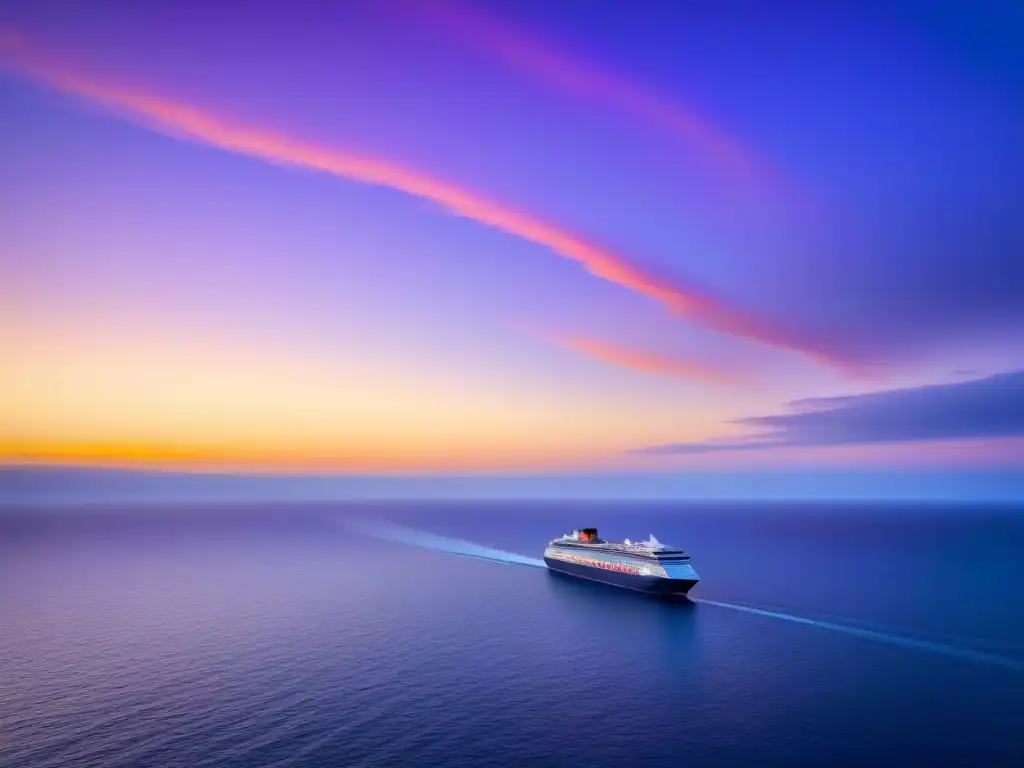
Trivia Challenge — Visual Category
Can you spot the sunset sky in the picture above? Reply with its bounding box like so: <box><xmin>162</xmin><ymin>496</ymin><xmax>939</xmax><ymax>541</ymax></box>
<box><xmin>3</xmin><ymin>0</ymin><xmax>1022</xmax><ymax>498</ymax></box>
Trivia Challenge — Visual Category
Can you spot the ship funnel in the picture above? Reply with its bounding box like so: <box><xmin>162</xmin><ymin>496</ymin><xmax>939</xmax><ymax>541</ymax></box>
<box><xmin>648</xmin><ymin>534</ymin><xmax>662</xmax><ymax>547</ymax></box>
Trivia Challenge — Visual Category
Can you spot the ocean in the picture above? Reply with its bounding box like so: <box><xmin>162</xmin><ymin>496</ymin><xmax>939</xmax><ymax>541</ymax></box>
<box><xmin>2</xmin><ymin>502</ymin><xmax>1023</xmax><ymax>767</ymax></box>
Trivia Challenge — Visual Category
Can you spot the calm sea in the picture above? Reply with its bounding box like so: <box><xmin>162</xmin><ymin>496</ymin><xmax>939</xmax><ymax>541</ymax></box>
<box><xmin>2</xmin><ymin>502</ymin><xmax>1023</xmax><ymax>767</ymax></box>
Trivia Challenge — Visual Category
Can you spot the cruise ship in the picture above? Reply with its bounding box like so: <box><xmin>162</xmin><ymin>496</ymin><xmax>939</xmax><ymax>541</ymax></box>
<box><xmin>544</xmin><ymin>527</ymin><xmax>699</xmax><ymax>596</ymax></box>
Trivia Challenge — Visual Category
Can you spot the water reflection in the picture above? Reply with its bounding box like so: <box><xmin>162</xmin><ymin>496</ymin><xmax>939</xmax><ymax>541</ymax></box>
<box><xmin>542</xmin><ymin>570</ymin><xmax>700</xmax><ymax>666</ymax></box>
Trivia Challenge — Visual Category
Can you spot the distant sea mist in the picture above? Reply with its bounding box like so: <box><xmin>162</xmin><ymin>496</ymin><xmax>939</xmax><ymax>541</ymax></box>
<box><xmin>3</xmin><ymin>465</ymin><xmax>1023</xmax><ymax>505</ymax></box>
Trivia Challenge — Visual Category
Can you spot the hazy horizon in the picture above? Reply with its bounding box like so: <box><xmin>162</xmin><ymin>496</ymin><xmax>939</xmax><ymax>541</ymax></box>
<box><xmin>5</xmin><ymin>465</ymin><xmax>1022</xmax><ymax>505</ymax></box>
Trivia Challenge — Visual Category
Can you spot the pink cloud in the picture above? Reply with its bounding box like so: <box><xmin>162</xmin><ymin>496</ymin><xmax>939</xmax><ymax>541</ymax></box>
<box><xmin>1</xmin><ymin>31</ymin><xmax>842</xmax><ymax>369</ymax></box>
<box><xmin>531</xmin><ymin>330</ymin><xmax>741</xmax><ymax>385</ymax></box>
<box><xmin>402</xmin><ymin>1</ymin><xmax>792</xmax><ymax>193</ymax></box>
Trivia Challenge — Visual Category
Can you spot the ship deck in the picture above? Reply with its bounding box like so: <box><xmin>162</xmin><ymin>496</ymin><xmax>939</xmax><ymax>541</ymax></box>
<box><xmin>548</xmin><ymin>540</ymin><xmax>690</xmax><ymax>560</ymax></box>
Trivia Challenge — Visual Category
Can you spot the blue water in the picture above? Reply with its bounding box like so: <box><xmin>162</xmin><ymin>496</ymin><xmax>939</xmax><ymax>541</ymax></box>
<box><xmin>2</xmin><ymin>502</ymin><xmax>1023</xmax><ymax>767</ymax></box>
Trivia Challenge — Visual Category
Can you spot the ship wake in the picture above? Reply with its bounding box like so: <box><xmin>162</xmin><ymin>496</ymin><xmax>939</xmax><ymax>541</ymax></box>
<box><xmin>341</xmin><ymin>517</ymin><xmax>546</xmax><ymax>569</ymax></box>
<box><xmin>694</xmin><ymin>598</ymin><xmax>1024</xmax><ymax>672</ymax></box>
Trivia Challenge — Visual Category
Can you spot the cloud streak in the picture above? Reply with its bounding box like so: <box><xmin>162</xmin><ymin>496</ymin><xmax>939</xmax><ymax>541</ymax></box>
<box><xmin>0</xmin><ymin>31</ymin><xmax>838</xmax><ymax>367</ymax></box>
<box><xmin>638</xmin><ymin>370</ymin><xmax>1024</xmax><ymax>454</ymax></box>
<box><xmin>403</xmin><ymin>0</ymin><xmax>784</xmax><ymax>190</ymax></box>
<box><xmin>531</xmin><ymin>330</ymin><xmax>740</xmax><ymax>385</ymax></box>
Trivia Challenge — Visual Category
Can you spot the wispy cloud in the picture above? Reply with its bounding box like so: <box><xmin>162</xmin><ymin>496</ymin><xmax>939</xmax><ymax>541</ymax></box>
<box><xmin>0</xmin><ymin>31</ymin><xmax>839</xmax><ymax>367</ymax></box>
<box><xmin>637</xmin><ymin>370</ymin><xmax>1024</xmax><ymax>454</ymax></box>
<box><xmin>402</xmin><ymin>0</ymin><xmax>786</xmax><ymax>191</ymax></box>
<box><xmin>530</xmin><ymin>330</ymin><xmax>741</xmax><ymax>385</ymax></box>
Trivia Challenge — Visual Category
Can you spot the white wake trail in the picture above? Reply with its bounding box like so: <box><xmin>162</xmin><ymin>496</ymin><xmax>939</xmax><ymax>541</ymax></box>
<box><xmin>341</xmin><ymin>517</ymin><xmax>546</xmax><ymax>569</ymax></box>
<box><xmin>694</xmin><ymin>598</ymin><xmax>1024</xmax><ymax>672</ymax></box>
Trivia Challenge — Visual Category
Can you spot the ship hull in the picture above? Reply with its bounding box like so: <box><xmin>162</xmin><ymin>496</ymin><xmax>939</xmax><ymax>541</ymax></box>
<box><xmin>544</xmin><ymin>555</ymin><xmax>698</xmax><ymax>596</ymax></box>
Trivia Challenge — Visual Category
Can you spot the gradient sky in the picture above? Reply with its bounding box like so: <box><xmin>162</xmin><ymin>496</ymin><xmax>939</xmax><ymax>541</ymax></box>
<box><xmin>2</xmin><ymin>0</ymin><xmax>1022</xmax><ymax>493</ymax></box>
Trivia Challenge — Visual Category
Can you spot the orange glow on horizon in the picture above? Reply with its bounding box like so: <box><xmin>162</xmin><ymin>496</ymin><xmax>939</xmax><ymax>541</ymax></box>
<box><xmin>1</xmin><ymin>440</ymin><xmax>628</xmax><ymax>474</ymax></box>
<box><xmin>2</xmin><ymin>321</ymin><xmax>732</xmax><ymax>472</ymax></box>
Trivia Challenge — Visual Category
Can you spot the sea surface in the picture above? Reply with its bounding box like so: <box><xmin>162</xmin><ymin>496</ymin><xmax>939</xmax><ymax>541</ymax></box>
<box><xmin>2</xmin><ymin>502</ymin><xmax>1023</xmax><ymax>767</ymax></box>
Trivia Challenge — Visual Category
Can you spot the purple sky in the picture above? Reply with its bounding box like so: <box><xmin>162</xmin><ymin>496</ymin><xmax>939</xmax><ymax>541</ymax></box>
<box><xmin>2</xmin><ymin>0</ymin><xmax>1022</xmax><ymax>495</ymax></box>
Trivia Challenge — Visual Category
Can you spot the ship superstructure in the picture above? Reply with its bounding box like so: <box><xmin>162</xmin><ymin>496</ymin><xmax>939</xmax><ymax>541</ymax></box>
<box><xmin>543</xmin><ymin>527</ymin><xmax>699</xmax><ymax>596</ymax></box>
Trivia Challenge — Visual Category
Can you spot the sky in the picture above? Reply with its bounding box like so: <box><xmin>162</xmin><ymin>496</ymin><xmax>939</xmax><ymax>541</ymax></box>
<box><xmin>2</xmin><ymin>0</ymin><xmax>1022</xmax><ymax>500</ymax></box>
